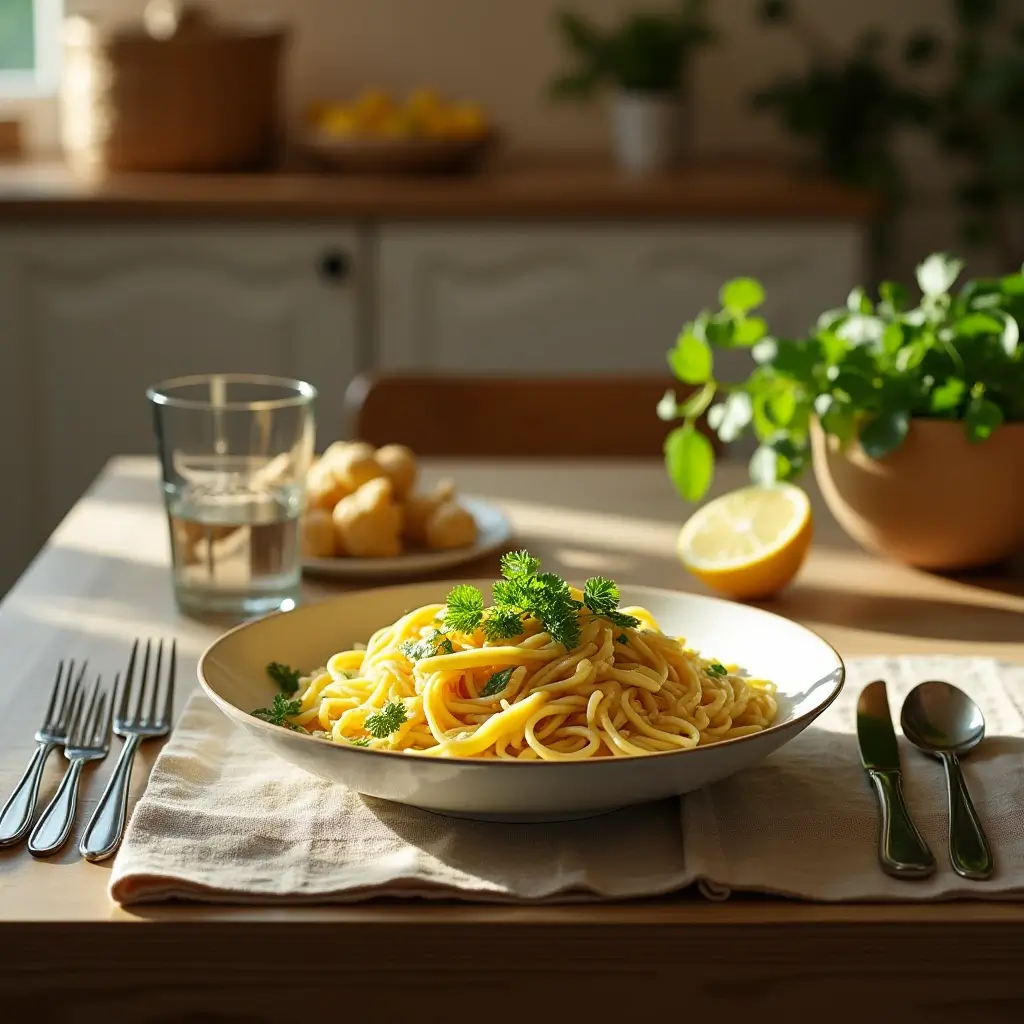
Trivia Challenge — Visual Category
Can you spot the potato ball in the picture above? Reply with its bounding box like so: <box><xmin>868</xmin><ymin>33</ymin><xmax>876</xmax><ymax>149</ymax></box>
<box><xmin>306</xmin><ymin>459</ymin><xmax>349</xmax><ymax>511</ymax></box>
<box><xmin>402</xmin><ymin>479</ymin><xmax>456</xmax><ymax>546</ymax></box>
<box><xmin>374</xmin><ymin>443</ymin><xmax>418</xmax><ymax>499</ymax></box>
<box><xmin>302</xmin><ymin>508</ymin><xmax>336</xmax><ymax>557</ymax></box>
<box><xmin>332</xmin><ymin>477</ymin><xmax>403</xmax><ymax>558</ymax></box>
<box><xmin>334</xmin><ymin>443</ymin><xmax>385</xmax><ymax>493</ymax></box>
<box><xmin>425</xmin><ymin>500</ymin><xmax>478</xmax><ymax>550</ymax></box>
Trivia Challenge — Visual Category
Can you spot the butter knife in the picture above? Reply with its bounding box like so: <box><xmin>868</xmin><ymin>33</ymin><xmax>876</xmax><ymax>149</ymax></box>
<box><xmin>857</xmin><ymin>680</ymin><xmax>936</xmax><ymax>879</ymax></box>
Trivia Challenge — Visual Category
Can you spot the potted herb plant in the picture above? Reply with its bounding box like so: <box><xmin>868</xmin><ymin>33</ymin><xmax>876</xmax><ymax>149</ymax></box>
<box><xmin>550</xmin><ymin>2</ymin><xmax>716</xmax><ymax>175</ymax></box>
<box><xmin>657</xmin><ymin>253</ymin><xmax>1024</xmax><ymax>569</ymax></box>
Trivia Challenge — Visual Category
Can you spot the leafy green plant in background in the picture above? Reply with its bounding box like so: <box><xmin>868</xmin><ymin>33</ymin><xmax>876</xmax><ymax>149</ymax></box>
<box><xmin>658</xmin><ymin>254</ymin><xmax>1024</xmax><ymax>502</ymax></box>
<box><xmin>751</xmin><ymin>0</ymin><xmax>930</xmax><ymax>208</ymax></box>
<box><xmin>550</xmin><ymin>0</ymin><xmax>716</xmax><ymax>99</ymax></box>
<box><xmin>752</xmin><ymin>0</ymin><xmax>1024</xmax><ymax>268</ymax></box>
<box><xmin>897</xmin><ymin>0</ymin><xmax>1024</xmax><ymax>268</ymax></box>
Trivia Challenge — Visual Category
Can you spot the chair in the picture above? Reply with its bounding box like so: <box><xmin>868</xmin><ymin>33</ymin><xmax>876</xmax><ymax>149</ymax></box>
<box><xmin>343</xmin><ymin>372</ymin><xmax>711</xmax><ymax>457</ymax></box>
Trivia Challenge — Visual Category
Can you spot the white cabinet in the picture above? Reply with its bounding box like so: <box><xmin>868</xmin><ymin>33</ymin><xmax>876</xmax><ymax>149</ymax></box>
<box><xmin>377</xmin><ymin>224</ymin><xmax>865</xmax><ymax>377</ymax></box>
<box><xmin>0</xmin><ymin>225</ymin><xmax>364</xmax><ymax>589</ymax></box>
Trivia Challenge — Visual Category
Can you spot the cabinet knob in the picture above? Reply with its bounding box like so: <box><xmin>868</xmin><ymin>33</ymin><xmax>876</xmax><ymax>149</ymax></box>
<box><xmin>318</xmin><ymin>250</ymin><xmax>351</xmax><ymax>284</ymax></box>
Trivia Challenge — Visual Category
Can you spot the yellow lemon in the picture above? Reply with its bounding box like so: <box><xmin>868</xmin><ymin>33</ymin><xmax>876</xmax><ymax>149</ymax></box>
<box><xmin>677</xmin><ymin>483</ymin><xmax>812</xmax><ymax>601</ymax></box>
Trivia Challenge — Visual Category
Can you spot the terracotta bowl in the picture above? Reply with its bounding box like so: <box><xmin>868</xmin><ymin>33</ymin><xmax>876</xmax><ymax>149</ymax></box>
<box><xmin>810</xmin><ymin>418</ymin><xmax>1024</xmax><ymax>570</ymax></box>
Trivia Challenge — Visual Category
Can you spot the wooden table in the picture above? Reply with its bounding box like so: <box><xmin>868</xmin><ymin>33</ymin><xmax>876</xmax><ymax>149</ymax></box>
<box><xmin>2</xmin><ymin>457</ymin><xmax>1022</xmax><ymax>1021</ymax></box>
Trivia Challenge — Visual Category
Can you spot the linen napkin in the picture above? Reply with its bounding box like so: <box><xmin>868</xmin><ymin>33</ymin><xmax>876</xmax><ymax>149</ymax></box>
<box><xmin>109</xmin><ymin>656</ymin><xmax>1024</xmax><ymax>906</ymax></box>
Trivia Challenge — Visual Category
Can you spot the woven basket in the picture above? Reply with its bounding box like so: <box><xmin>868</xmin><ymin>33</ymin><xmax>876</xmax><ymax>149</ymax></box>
<box><xmin>61</xmin><ymin>6</ymin><xmax>287</xmax><ymax>173</ymax></box>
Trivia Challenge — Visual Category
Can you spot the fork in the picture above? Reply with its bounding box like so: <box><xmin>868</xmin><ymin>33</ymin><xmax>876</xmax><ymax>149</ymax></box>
<box><xmin>80</xmin><ymin>639</ymin><xmax>176</xmax><ymax>862</ymax></box>
<box><xmin>28</xmin><ymin>673</ymin><xmax>114</xmax><ymax>857</ymax></box>
<box><xmin>0</xmin><ymin>661</ymin><xmax>87</xmax><ymax>848</ymax></box>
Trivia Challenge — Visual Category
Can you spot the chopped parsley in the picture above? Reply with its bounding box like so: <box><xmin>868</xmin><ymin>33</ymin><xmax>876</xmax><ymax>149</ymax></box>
<box><xmin>616</xmin><ymin>634</ymin><xmax>630</xmax><ymax>645</ymax></box>
<box><xmin>251</xmin><ymin>693</ymin><xmax>303</xmax><ymax>729</ymax></box>
<box><xmin>348</xmin><ymin>737</ymin><xmax>371</xmax><ymax>747</ymax></box>
<box><xmin>707</xmin><ymin>662</ymin><xmax>728</xmax><ymax>676</ymax></box>
<box><xmin>364</xmin><ymin>700</ymin><xmax>408</xmax><ymax>739</ymax></box>
<box><xmin>400</xmin><ymin>629</ymin><xmax>454</xmax><ymax>662</ymax></box>
<box><xmin>267</xmin><ymin>661</ymin><xmax>302</xmax><ymax>696</ymax></box>
<box><xmin>479</xmin><ymin>667</ymin><xmax>515</xmax><ymax>698</ymax></box>
<box><xmin>437</xmin><ymin>551</ymin><xmax>640</xmax><ymax>650</ymax></box>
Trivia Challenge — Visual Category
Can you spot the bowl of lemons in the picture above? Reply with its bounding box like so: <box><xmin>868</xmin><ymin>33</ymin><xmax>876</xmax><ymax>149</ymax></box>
<box><xmin>301</xmin><ymin>87</ymin><xmax>498</xmax><ymax>174</ymax></box>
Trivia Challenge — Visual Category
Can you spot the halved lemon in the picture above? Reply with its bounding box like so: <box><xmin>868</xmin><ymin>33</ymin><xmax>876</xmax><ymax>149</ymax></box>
<box><xmin>678</xmin><ymin>483</ymin><xmax>812</xmax><ymax>601</ymax></box>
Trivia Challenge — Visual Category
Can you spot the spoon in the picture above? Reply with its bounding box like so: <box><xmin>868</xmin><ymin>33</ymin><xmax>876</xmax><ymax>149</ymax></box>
<box><xmin>900</xmin><ymin>680</ymin><xmax>994</xmax><ymax>881</ymax></box>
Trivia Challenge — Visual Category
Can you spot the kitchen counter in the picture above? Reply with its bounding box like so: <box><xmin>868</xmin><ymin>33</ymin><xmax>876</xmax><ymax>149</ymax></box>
<box><xmin>0</xmin><ymin>156</ymin><xmax>878</xmax><ymax>222</ymax></box>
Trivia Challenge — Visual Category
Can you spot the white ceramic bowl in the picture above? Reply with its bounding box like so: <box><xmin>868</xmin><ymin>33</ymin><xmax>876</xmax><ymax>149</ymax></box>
<box><xmin>198</xmin><ymin>582</ymin><xmax>844</xmax><ymax>821</ymax></box>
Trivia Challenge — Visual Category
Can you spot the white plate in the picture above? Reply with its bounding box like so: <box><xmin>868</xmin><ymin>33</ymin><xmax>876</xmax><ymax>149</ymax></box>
<box><xmin>301</xmin><ymin>497</ymin><xmax>513</xmax><ymax>580</ymax></box>
<box><xmin>199</xmin><ymin>581</ymin><xmax>845</xmax><ymax>822</ymax></box>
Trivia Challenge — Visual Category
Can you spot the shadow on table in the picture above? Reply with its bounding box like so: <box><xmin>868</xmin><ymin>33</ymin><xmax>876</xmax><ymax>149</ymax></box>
<box><xmin>766</xmin><ymin>585</ymin><xmax>1024</xmax><ymax>644</ymax></box>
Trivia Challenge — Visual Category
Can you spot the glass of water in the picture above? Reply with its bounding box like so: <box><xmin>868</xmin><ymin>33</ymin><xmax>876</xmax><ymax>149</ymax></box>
<box><xmin>147</xmin><ymin>374</ymin><xmax>316</xmax><ymax>621</ymax></box>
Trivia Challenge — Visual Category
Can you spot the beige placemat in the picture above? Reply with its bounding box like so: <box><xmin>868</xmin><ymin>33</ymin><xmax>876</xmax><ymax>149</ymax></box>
<box><xmin>109</xmin><ymin>656</ymin><xmax>1024</xmax><ymax>906</ymax></box>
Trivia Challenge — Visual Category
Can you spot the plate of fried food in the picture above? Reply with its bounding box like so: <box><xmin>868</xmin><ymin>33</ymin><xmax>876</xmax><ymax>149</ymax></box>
<box><xmin>301</xmin><ymin>440</ymin><xmax>513</xmax><ymax>579</ymax></box>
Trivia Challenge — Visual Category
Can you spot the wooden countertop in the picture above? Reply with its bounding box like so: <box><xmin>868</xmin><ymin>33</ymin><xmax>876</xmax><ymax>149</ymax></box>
<box><xmin>0</xmin><ymin>456</ymin><xmax>1022</xmax><ymax>1018</ymax></box>
<box><xmin>0</xmin><ymin>156</ymin><xmax>879</xmax><ymax>223</ymax></box>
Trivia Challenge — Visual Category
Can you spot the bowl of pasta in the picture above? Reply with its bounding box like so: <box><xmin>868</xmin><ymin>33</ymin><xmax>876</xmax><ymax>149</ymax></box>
<box><xmin>198</xmin><ymin>552</ymin><xmax>844</xmax><ymax>821</ymax></box>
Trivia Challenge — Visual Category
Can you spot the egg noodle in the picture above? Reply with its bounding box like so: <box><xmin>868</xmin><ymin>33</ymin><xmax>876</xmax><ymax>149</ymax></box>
<box><xmin>280</xmin><ymin>595</ymin><xmax>779</xmax><ymax>761</ymax></box>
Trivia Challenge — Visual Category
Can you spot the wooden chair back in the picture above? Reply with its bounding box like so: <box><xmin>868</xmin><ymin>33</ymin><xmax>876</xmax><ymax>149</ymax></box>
<box><xmin>343</xmin><ymin>373</ymin><xmax>708</xmax><ymax>457</ymax></box>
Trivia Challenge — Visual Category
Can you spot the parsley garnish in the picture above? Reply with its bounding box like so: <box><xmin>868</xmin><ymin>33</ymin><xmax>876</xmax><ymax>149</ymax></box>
<box><xmin>401</xmin><ymin>629</ymin><xmax>454</xmax><ymax>662</ymax></box>
<box><xmin>348</xmin><ymin>737</ymin><xmax>371</xmax><ymax>747</ymax></box>
<box><xmin>707</xmin><ymin>662</ymin><xmax>728</xmax><ymax>676</ymax></box>
<box><xmin>364</xmin><ymin>700</ymin><xmax>408</xmax><ymax>739</ymax></box>
<box><xmin>251</xmin><ymin>693</ymin><xmax>302</xmax><ymax>729</ymax></box>
<box><xmin>443</xmin><ymin>585</ymin><xmax>485</xmax><ymax>634</ymax></box>
<box><xmin>437</xmin><ymin>551</ymin><xmax>640</xmax><ymax>650</ymax></box>
<box><xmin>267</xmin><ymin>661</ymin><xmax>302</xmax><ymax>696</ymax></box>
<box><xmin>616</xmin><ymin>633</ymin><xmax>629</xmax><ymax>644</ymax></box>
<box><xmin>479</xmin><ymin>667</ymin><xmax>515</xmax><ymax>698</ymax></box>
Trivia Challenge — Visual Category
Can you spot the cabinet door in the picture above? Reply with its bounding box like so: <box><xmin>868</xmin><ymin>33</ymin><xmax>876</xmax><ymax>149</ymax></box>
<box><xmin>377</xmin><ymin>224</ymin><xmax>865</xmax><ymax>377</ymax></box>
<box><xmin>0</xmin><ymin>224</ymin><xmax>363</xmax><ymax>580</ymax></box>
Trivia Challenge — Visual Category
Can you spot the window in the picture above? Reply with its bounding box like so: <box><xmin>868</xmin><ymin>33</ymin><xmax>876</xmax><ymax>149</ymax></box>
<box><xmin>0</xmin><ymin>0</ymin><xmax>61</xmax><ymax>97</ymax></box>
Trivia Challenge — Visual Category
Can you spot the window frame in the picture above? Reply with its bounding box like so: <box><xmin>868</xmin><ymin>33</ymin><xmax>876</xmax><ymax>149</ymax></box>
<box><xmin>0</xmin><ymin>0</ymin><xmax>62</xmax><ymax>99</ymax></box>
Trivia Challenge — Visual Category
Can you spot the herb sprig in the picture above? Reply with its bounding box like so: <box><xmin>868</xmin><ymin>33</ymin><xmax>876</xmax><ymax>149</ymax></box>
<box><xmin>442</xmin><ymin>551</ymin><xmax>640</xmax><ymax>649</ymax></box>
<box><xmin>267</xmin><ymin>661</ymin><xmax>302</xmax><ymax>696</ymax></box>
<box><xmin>659</xmin><ymin>253</ymin><xmax>1024</xmax><ymax>501</ymax></box>
<box><xmin>251</xmin><ymin>693</ymin><xmax>303</xmax><ymax>730</ymax></box>
<box><xmin>479</xmin><ymin>667</ymin><xmax>516</xmax><ymax>698</ymax></box>
<box><xmin>400</xmin><ymin>629</ymin><xmax>454</xmax><ymax>662</ymax></box>
<box><xmin>364</xmin><ymin>700</ymin><xmax>409</xmax><ymax>739</ymax></box>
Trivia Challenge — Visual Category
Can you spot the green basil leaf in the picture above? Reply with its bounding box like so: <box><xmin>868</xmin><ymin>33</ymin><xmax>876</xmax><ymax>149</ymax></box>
<box><xmin>956</xmin><ymin>312</ymin><xmax>1004</xmax><ymax>337</ymax></box>
<box><xmin>664</xmin><ymin>425</ymin><xmax>714</xmax><ymax>501</ymax></box>
<box><xmin>847</xmin><ymin>286</ymin><xmax>873</xmax><ymax>313</ymax></box>
<box><xmin>751</xmin><ymin>392</ymin><xmax>779</xmax><ymax>442</ymax></box>
<box><xmin>895</xmin><ymin>341</ymin><xmax>927</xmax><ymax>372</ymax></box>
<box><xmin>668</xmin><ymin>331</ymin><xmax>713</xmax><ymax>384</ymax></box>
<box><xmin>767</xmin><ymin>388</ymin><xmax>797</xmax><ymax>427</ymax></box>
<box><xmin>704</xmin><ymin>314</ymin><xmax>735</xmax><ymax>346</ymax></box>
<box><xmin>719</xmin><ymin>277</ymin><xmax>766</xmax><ymax>316</ymax></box>
<box><xmin>748</xmin><ymin>445</ymin><xmax>778</xmax><ymax>486</ymax></box>
<box><xmin>964</xmin><ymin>395</ymin><xmax>1003</xmax><ymax>443</ymax></box>
<box><xmin>731</xmin><ymin>316</ymin><xmax>768</xmax><ymax>346</ymax></box>
<box><xmin>929</xmin><ymin>377</ymin><xmax>966</xmax><ymax>415</ymax></box>
<box><xmin>831</xmin><ymin>369</ymin><xmax>876</xmax><ymax>405</ymax></box>
<box><xmin>707</xmin><ymin>391</ymin><xmax>753</xmax><ymax>443</ymax></box>
<box><xmin>917</xmin><ymin>253</ymin><xmax>964</xmax><ymax>297</ymax></box>
<box><xmin>879</xmin><ymin>281</ymin><xmax>910</xmax><ymax>312</ymax></box>
<box><xmin>817</xmin><ymin>330</ymin><xmax>849</xmax><ymax>365</ymax></box>
<box><xmin>881</xmin><ymin>322</ymin><xmax>904</xmax><ymax>355</ymax></box>
<box><xmin>1001</xmin><ymin>272</ymin><xmax>1024</xmax><ymax>296</ymax></box>
<box><xmin>859</xmin><ymin>409</ymin><xmax>910</xmax><ymax>459</ymax></box>
<box><xmin>816</xmin><ymin>395</ymin><xmax>857</xmax><ymax>444</ymax></box>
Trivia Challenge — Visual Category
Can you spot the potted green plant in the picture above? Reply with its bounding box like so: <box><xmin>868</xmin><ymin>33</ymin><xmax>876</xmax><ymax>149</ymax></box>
<box><xmin>658</xmin><ymin>253</ymin><xmax>1024</xmax><ymax>569</ymax></box>
<box><xmin>550</xmin><ymin>2</ymin><xmax>716</xmax><ymax>175</ymax></box>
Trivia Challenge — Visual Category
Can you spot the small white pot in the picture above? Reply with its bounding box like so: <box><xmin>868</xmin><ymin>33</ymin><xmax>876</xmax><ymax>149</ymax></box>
<box><xmin>609</xmin><ymin>90</ymin><xmax>683</xmax><ymax>175</ymax></box>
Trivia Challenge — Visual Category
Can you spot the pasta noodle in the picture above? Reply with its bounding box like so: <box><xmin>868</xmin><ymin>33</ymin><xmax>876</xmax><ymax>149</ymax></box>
<box><xmin>278</xmin><ymin>593</ymin><xmax>779</xmax><ymax>760</ymax></box>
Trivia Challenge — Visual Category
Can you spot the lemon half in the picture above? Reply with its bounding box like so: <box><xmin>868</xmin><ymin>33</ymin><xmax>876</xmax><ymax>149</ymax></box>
<box><xmin>678</xmin><ymin>484</ymin><xmax>812</xmax><ymax>601</ymax></box>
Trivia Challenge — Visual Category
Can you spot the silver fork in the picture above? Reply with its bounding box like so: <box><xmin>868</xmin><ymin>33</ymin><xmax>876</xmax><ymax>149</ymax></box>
<box><xmin>80</xmin><ymin>639</ymin><xmax>176</xmax><ymax>862</ymax></box>
<box><xmin>28</xmin><ymin>673</ymin><xmax>114</xmax><ymax>857</ymax></box>
<box><xmin>0</xmin><ymin>660</ymin><xmax>87</xmax><ymax>848</ymax></box>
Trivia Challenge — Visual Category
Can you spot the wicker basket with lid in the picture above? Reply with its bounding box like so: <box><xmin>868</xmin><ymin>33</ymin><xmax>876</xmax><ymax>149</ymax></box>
<box><xmin>61</xmin><ymin>1</ymin><xmax>287</xmax><ymax>173</ymax></box>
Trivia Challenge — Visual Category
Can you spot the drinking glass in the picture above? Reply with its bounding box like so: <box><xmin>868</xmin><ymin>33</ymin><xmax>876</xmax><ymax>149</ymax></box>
<box><xmin>147</xmin><ymin>374</ymin><xmax>316</xmax><ymax>620</ymax></box>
